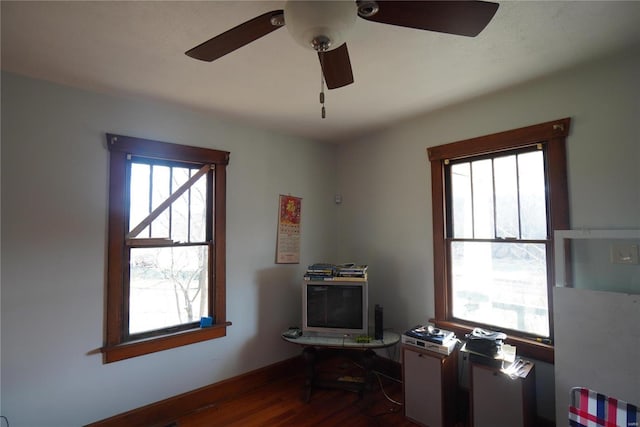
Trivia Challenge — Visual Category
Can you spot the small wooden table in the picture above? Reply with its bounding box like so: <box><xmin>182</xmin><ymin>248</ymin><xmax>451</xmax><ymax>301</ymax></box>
<box><xmin>282</xmin><ymin>331</ymin><xmax>400</xmax><ymax>401</ymax></box>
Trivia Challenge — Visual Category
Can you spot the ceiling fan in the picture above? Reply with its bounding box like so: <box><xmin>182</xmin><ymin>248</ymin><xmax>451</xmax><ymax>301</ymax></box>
<box><xmin>185</xmin><ymin>1</ymin><xmax>499</xmax><ymax>90</ymax></box>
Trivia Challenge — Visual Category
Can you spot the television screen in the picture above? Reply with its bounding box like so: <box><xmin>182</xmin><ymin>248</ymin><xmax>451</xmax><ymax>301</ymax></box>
<box><xmin>306</xmin><ymin>284</ymin><xmax>363</xmax><ymax>330</ymax></box>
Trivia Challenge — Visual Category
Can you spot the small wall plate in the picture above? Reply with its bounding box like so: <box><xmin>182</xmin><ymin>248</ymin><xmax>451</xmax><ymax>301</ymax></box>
<box><xmin>610</xmin><ymin>243</ymin><xmax>639</xmax><ymax>265</ymax></box>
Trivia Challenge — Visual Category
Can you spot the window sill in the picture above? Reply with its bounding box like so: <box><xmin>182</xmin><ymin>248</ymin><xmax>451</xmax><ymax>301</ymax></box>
<box><xmin>431</xmin><ymin>320</ymin><xmax>554</xmax><ymax>364</ymax></box>
<box><xmin>102</xmin><ymin>322</ymin><xmax>231</xmax><ymax>363</ymax></box>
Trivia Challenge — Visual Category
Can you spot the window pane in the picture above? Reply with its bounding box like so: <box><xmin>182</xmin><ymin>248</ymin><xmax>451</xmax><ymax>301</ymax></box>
<box><xmin>129</xmin><ymin>245</ymin><xmax>209</xmax><ymax>335</ymax></box>
<box><xmin>451</xmin><ymin>162</ymin><xmax>472</xmax><ymax>238</ymax></box>
<box><xmin>494</xmin><ymin>155</ymin><xmax>519</xmax><ymax>238</ymax></box>
<box><xmin>151</xmin><ymin>165</ymin><xmax>170</xmax><ymax>238</ymax></box>
<box><xmin>190</xmin><ymin>171</ymin><xmax>208</xmax><ymax>242</ymax></box>
<box><xmin>450</xmin><ymin>241</ymin><xmax>549</xmax><ymax>336</ymax></box>
<box><xmin>518</xmin><ymin>151</ymin><xmax>547</xmax><ymax>239</ymax></box>
<box><xmin>471</xmin><ymin>159</ymin><xmax>494</xmax><ymax>239</ymax></box>
<box><xmin>129</xmin><ymin>163</ymin><xmax>150</xmax><ymax>237</ymax></box>
<box><xmin>171</xmin><ymin>167</ymin><xmax>191</xmax><ymax>243</ymax></box>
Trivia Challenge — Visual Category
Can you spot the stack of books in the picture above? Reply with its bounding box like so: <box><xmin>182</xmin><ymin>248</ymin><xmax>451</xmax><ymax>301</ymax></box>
<box><xmin>336</xmin><ymin>263</ymin><xmax>368</xmax><ymax>278</ymax></box>
<box><xmin>402</xmin><ymin>325</ymin><xmax>458</xmax><ymax>355</ymax></box>
<box><xmin>304</xmin><ymin>263</ymin><xmax>368</xmax><ymax>281</ymax></box>
<box><xmin>304</xmin><ymin>263</ymin><xmax>336</xmax><ymax>280</ymax></box>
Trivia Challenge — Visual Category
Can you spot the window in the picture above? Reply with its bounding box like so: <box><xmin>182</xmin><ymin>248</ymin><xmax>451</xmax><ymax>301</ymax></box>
<box><xmin>428</xmin><ymin>118</ymin><xmax>570</xmax><ymax>362</ymax></box>
<box><xmin>104</xmin><ymin>134</ymin><xmax>230</xmax><ymax>363</ymax></box>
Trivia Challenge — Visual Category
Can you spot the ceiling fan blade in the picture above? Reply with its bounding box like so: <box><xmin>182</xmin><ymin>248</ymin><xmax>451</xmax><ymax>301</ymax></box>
<box><xmin>318</xmin><ymin>44</ymin><xmax>354</xmax><ymax>90</ymax></box>
<box><xmin>186</xmin><ymin>10</ymin><xmax>284</xmax><ymax>61</ymax></box>
<box><xmin>360</xmin><ymin>1</ymin><xmax>499</xmax><ymax>37</ymax></box>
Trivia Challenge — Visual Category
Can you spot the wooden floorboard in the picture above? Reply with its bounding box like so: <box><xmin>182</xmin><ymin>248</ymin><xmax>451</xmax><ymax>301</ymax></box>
<box><xmin>173</xmin><ymin>367</ymin><xmax>417</xmax><ymax>427</ymax></box>
<box><xmin>91</xmin><ymin>352</ymin><xmax>553</xmax><ymax>427</ymax></box>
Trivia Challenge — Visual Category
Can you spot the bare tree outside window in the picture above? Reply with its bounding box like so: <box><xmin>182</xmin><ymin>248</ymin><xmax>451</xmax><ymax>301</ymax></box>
<box><xmin>128</xmin><ymin>161</ymin><xmax>209</xmax><ymax>336</ymax></box>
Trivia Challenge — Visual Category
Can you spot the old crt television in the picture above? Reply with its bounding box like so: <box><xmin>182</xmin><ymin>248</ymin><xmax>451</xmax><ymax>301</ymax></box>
<box><xmin>302</xmin><ymin>280</ymin><xmax>368</xmax><ymax>337</ymax></box>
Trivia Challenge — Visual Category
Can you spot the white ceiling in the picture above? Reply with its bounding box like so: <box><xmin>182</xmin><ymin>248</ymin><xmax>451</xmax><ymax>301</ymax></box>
<box><xmin>2</xmin><ymin>1</ymin><xmax>640</xmax><ymax>143</ymax></box>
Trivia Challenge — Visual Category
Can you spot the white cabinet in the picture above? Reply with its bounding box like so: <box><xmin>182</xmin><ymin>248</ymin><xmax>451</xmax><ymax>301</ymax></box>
<box><xmin>403</xmin><ymin>345</ymin><xmax>457</xmax><ymax>427</ymax></box>
<box><xmin>471</xmin><ymin>362</ymin><xmax>535</xmax><ymax>427</ymax></box>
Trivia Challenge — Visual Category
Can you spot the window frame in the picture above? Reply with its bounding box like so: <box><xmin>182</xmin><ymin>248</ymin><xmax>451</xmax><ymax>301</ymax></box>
<box><xmin>104</xmin><ymin>134</ymin><xmax>230</xmax><ymax>363</ymax></box>
<box><xmin>428</xmin><ymin>118</ymin><xmax>571</xmax><ymax>363</ymax></box>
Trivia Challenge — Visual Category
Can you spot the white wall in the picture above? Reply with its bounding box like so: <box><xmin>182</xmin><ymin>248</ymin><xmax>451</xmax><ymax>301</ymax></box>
<box><xmin>335</xmin><ymin>46</ymin><xmax>640</xmax><ymax>422</ymax></box>
<box><xmin>0</xmin><ymin>73</ymin><xmax>339</xmax><ymax>426</ymax></box>
<box><xmin>3</xmin><ymin>44</ymin><xmax>639</xmax><ymax>427</ymax></box>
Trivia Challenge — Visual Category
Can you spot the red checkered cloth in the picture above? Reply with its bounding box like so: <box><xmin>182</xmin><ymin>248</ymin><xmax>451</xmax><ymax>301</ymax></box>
<box><xmin>569</xmin><ymin>387</ymin><xmax>638</xmax><ymax>427</ymax></box>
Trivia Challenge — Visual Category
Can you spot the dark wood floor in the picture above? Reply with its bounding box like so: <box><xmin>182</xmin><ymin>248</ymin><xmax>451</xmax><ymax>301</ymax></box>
<box><xmin>170</xmin><ymin>355</ymin><xmax>419</xmax><ymax>427</ymax></box>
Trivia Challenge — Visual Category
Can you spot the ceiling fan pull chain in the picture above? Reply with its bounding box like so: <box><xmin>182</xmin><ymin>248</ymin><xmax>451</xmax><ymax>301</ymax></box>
<box><xmin>320</xmin><ymin>67</ymin><xmax>326</xmax><ymax>119</ymax></box>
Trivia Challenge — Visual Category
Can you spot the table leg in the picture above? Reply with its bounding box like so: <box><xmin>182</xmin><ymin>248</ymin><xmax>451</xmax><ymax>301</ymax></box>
<box><xmin>362</xmin><ymin>349</ymin><xmax>376</xmax><ymax>397</ymax></box>
<box><xmin>302</xmin><ymin>347</ymin><xmax>317</xmax><ymax>403</ymax></box>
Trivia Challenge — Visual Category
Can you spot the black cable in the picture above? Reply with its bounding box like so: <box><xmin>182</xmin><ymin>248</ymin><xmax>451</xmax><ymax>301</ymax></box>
<box><xmin>1</xmin><ymin>415</ymin><xmax>10</xmax><ymax>427</ymax></box>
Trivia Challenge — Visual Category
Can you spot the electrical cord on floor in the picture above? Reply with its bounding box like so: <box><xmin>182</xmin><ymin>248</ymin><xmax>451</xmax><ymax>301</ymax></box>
<box><xmin>363</xmin><ymin>370</ymin><xmax>404</xmax><ymax>420</ymax></box>
<box><xmin>350</xmin><ymin>359</ymin><xmax>403</xmax><ymax>407</ymax></box>
<box><xmin>340</xmin><ymin>358</ymin><xmax>404</xmax><ymax>420</ymax></box>
<box><xmin>350</xmin><ymin>359</ymin><xmax>402</xmax><ymax>385</ymax></box>
<box><xmin>1</xmin><ymin>415</ymin><xmax>10</xmax><ymax>427</ymax></box>
<box><xmin>373</xmin><ymin>368</ymin><xmax>402</xmax><ymax>384</ymax></box>
<box><xmin>374</xmin><ymin>370</ymin><xmax>402</xmax><ymax>406</ymax></box>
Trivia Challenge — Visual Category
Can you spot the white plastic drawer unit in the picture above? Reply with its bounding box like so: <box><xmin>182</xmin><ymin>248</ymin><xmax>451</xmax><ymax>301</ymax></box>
<box><xmin>470</xmin><ymin>362</ymin><xmax>536</xmax><ymax>427</ymax></box>
<box><xmin>403</xmin><ymin>345</ymin><xmax>457</xmax><ymax>427</ymax></box>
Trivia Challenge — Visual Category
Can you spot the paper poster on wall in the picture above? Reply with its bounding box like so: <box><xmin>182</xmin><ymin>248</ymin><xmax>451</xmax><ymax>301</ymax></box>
<box><xmin>276</xmin><ymin>194</ymin><xmax>302</xmax><ymax>264</ymax></box>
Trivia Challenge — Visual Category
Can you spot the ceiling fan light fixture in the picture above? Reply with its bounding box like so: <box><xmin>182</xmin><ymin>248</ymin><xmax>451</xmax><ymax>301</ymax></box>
<box><xmin>284</xmin><ymin>1</ymin><xmax>357</xmax><ymax>52</ymax></box>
